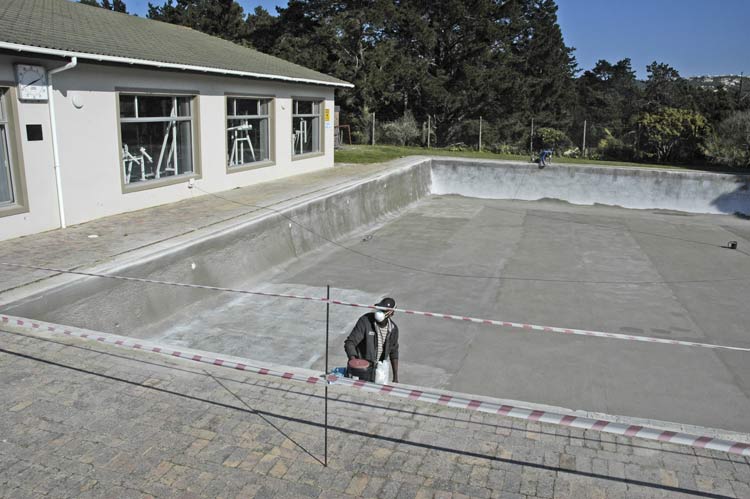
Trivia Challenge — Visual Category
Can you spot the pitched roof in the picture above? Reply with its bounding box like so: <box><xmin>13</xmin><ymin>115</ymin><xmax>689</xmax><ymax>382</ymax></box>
<box><xmin>0</xmin><ymin>0</ymin><xmax>352</xmax><ymax>88</ymax></box>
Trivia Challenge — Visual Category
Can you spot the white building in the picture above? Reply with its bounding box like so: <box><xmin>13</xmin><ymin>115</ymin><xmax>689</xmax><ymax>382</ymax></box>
<box><xmin>0</xmin><ymin>0</ymin><xmax>352</xmax><ymax>241</ymax></box>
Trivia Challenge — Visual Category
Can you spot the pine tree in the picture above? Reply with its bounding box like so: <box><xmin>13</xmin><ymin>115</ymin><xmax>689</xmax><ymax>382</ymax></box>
<box><xmin>513</xmin><ymin>0</ymin><xmax>577</xmax><ymax>129</ymax></box>
<box><xmin>147</xmin><ymin>1</ymin><xmax>247</xmax><ymax>43</ymax></box>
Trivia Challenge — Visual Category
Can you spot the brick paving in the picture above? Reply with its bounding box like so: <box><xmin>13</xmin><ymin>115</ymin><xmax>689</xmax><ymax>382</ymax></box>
<box><xmin>1</xmin><ymin>325</ymin><xmax>749</xmax><ymax>498</ymax></box>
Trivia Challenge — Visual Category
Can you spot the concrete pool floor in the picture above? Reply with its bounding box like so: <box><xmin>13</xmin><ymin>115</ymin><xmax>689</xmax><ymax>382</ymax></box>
<box><xmin>202</xmin><ymin>194</ymin><xmax>749</xmax><ymax>435</ymax></box>
<box><xmin>2</xmin><ymin>158</ymin><xmax>750</xmax><ymax>437</ymax></box>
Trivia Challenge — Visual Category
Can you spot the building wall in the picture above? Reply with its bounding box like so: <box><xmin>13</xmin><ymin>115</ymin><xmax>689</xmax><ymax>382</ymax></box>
<box><xmin>0</xmin><ymin>54</ymin><xmax>336</xmax><ymax>241</ymax></box>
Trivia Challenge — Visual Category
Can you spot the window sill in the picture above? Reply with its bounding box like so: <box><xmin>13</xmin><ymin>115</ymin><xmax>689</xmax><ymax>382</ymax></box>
<box><xmin>226</xmin><ymin>160</ymin><xmax>275</xmax><ymax>174</ymax></box>
<box><xmin>0</xmin><ymin>202</ymin><xmax>29</xmax><ymax>219</ymax></box>
<box><xmin>292</xmin><ymin>151</ymin><xmax>325</xmax><ymax>162</ymax></box>
<box><xmin>122</xmin><ymin>173</ymin><xmax>201</xmax><ymax>194</ymax></box>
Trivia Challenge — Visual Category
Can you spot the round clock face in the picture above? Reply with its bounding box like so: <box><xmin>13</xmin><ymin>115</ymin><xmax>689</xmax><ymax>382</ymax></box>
<box><xmin>16</xmin><ymin>64</ymin><xmax>49</xmax><ymax>101</ymax></box>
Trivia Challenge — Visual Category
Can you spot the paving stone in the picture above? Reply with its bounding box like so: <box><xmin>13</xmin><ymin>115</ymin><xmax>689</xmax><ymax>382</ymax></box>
<box><xmin>1</xmin><ymin>328</ymin><xmax>748</xmax><ymax>499</ymax></box>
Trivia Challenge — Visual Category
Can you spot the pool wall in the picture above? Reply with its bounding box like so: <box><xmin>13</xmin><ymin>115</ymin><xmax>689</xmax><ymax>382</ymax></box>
<box><xmin>4</xmin><ymin>157</ymin><xmax>750</xmax><ymax>334</ymax></box>
<box><xmin>432</xmin><ymin>159</ymin><xmax>750</xmax><ymax>215</ymax></box>
<box><xmin>2</xmin><ymin>158</ymin><xmax>432</xmax><ymax>333</ymax></box>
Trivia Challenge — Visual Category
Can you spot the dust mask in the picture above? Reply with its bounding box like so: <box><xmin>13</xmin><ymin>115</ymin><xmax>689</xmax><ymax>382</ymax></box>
<box><xmin>374</xmin><ymin>310</ymin><xmax>386</xmax><ymax>323</ymax></box>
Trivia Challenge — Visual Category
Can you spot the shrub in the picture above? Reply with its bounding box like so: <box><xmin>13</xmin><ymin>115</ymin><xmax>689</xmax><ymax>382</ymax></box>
<box><xmin>637</xmin><ymin>107</ymin><xmax>709</xmax><ymax>162</ymax></box>
<box><xmin>597</xmin><ymin>128</ymin><xmax>635</xmax><ymax>161</ymax></box>
<box><xmin>533</xmin><ymin>127</ymin><xmax>571</xmax><ymax>150</ymax></box>
<box><xmin>490</xmin><ymin>143</ymin><xmax>520</xmax><ymax>155</ymax></box>
<box><xmin>380</xmin><ymin>111</ymin><xmax>421</xmax><ymax>146</ymax></box>
<box><xmin>704</xmin><ymin>110</ymin><xmax>750</xmax><ymax>168</ymax></box>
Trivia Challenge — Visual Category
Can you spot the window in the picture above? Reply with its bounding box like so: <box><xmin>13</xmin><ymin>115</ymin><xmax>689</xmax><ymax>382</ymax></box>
<box><xmin>0</xmin><ymin>89</ymin><xmax>14</xmax><ymax>205</ymax></box>
<box><xmin>119</xmin><ymin>94</ymin><xmax>195</xmax><ymax>185</ymax></box>
<box><xmin>226</xmin><ymin>97</ymin><xmax>270</xmax><ymax>167</ymax></box>
<box><xmin>292</xmin><ymin>100</ymin><xmax>322</xmax><ymax>156</ymax></box>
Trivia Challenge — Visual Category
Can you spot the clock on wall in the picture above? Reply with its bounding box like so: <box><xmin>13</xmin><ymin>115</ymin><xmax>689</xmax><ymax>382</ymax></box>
<box><xmin>15</xmin><ymin>64</ymin><xmax>49</xmax><ymax>101</ymax></box>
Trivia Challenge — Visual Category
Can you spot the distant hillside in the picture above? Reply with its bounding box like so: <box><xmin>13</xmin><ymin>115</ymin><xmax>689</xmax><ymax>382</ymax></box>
<box><xmin>687</xmin><ymin>74</ymin><xmax>749</xmax><ymax>90</ymax></box>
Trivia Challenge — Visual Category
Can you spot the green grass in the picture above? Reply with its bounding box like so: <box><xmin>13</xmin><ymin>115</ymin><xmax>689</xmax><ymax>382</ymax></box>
<box><xmin>334</xmin><ymin>145</ymin><xmax>690</xmax><ymax>170</ymax></box>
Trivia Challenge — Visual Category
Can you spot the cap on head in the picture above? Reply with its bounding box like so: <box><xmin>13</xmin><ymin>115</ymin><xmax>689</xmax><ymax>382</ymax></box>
<box><xmin>375</xmin><ymin>297</ymin><xmax>395</xmax><ymax>309</ymax></box>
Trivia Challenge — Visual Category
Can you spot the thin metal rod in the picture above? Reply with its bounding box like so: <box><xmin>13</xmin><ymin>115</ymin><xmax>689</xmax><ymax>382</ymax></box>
<box><xmin>324</xmin><ymin>284</ymin><xmax>330</xmax><ymax>467</ymax></box>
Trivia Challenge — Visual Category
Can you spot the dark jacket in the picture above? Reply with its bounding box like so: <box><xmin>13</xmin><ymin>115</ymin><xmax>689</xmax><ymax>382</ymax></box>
<box><xmin>344</xmin><ymin>313</ymin><xmax>399</xmax><ymax>365</ymax></box>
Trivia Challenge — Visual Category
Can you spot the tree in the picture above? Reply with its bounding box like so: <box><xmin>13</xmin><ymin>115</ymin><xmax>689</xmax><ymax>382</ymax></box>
<box><xmin>513</xmin><ymin>0</ymin><xmax>577</xmax><ymax>128</ymax></box>
<box><xmin>245</xmin><ymin>6</ymin><xmax>279</xmax><ymax>54</ymax></box>
<box><xmin>147</xmin><ymin>1</ymin><xmax>247</xmax><ymax>43</ymax></box>
<box><xmin>637</xmin><ymin>107</ymin><xmax>709</xmax><ymax>162</ymax></box>
<box><xmin>644</xmin><ymin>62</ymin><xmax>693</xmax><ymax>111</ymax></box>
<box><xmin>576</xmin><ymin>59</ymin><xmax>640</xmax><ymax>136</ymax></box>
<box><xmin>704</xmin><ymin>110</ymin><xmax>750</xmax><ymax>168</ymax></box>
<box><xmin>79</xmin><ymin>0</ymin><xmax>127</xmax><ymax>12</ymax></box>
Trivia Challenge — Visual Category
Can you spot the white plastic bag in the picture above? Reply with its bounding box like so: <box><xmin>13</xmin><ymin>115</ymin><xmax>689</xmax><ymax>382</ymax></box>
<box><xmin>374</xmin><ymin>360</ymin><xmax>391</xmax><ymax>385</ymax></box>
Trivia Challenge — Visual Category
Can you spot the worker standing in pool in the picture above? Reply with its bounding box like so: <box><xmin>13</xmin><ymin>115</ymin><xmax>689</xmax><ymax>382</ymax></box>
<box><xmin>344</xmin><ymin>297</ymin><xmax>400</xmax><ymax>383</ymax></box>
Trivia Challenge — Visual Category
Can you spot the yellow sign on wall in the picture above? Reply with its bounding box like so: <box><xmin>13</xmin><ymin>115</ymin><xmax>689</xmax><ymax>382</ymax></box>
<box><xmin>324</xmin><ymin>108</ymin><xmax>331</xmax><ymax>121</ymax></box>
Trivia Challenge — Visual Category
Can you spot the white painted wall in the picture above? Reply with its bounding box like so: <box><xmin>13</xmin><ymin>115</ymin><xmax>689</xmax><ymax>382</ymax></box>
<box><xmin>0</xmin><ymin>54</ymin><xmax>336</xmax><ymax>241</ymax></box>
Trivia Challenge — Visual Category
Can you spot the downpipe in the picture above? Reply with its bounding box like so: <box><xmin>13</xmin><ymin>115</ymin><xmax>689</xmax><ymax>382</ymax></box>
<box><xmin>48</xmin><ymin>56</ymin><xmax>78</xmax><ymax>229</ymax></box>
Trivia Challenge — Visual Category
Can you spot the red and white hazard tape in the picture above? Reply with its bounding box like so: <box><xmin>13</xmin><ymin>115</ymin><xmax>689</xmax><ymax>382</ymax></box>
<box><xmin>2</xmin><ymin>262</ymin><xmax>749</xmax><ymax>353</ymax></box>
<box><xmin>2</xmin><ymin>313</ymin><xmax>749</xmax><ymax>457</ymax></box>
<box><xmin>328</xmin><ymin>299</ymin><xmax>750</xmax><ymax>353</ymax></box>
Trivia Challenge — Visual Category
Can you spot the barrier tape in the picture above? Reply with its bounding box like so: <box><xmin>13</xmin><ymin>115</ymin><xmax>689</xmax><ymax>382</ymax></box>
<box><xmin>1</xmin><ymin>313</ymin><xmax>749</xmax><ymax>458</ymax></box>
<box><xmin>2</xmin><ymin>261</ymin><xmax>749</xmax><ymax>353</ymax></box>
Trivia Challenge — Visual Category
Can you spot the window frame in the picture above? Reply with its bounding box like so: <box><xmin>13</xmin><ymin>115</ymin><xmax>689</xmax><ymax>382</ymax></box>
<box><xmin>225</xmin><ymin>94</ymin><xmax>275</xmax><ymax>173</ymax></box>
<box><xmin>291</xmin><ymin>98</ymin><xmax>325</xmax><ymax>160</ymax></box>
<box><xmin>116</xmin><ymin>89</ymin><xmax>201</xmax><ymax>194</ymax></box>
<box><xmin>0</xmin><ymin>85</ymin><xmax>28</xmax><ymax>218</ymax></box>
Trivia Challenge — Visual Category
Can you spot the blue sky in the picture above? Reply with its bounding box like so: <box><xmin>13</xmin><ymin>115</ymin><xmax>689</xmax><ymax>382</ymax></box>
<box><xmin>126</xmin><ymin>0</ymin><xmax>748</xmax><ymax>79</ymax></box>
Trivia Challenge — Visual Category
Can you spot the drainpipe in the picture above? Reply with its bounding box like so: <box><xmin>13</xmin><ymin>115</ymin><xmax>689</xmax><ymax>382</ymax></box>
<box><xmin>47</xmin><ymin>56</ymin><xmax>78</xmax><ymax>229</ymax></box>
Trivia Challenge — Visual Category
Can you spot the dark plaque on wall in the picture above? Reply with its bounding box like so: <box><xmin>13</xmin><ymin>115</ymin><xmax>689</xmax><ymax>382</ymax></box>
<box><xmin>26</xmin><ymin>124</ymin><xmax>43</xmax><ymax>141</ymax></box>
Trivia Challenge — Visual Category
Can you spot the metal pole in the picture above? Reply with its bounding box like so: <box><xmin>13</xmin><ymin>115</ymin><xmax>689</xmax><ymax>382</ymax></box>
<box><xmin>582</xmin><ymin>119</ymin><xmax>587</xmax><ymax>158</ymax></box>
<box><xmin>530</xmin><ymin>118</ymin><xmax>534</xmax><ymax>162</ymax></box>
<box><xmin>372</xmin><ymin>112</ymin><xmax>376</xmax><ymax>146</ymax></box>
<box><xmin>324</xmin><ymin>284</ymin><xmax>330</xmax><ymax>467</ymax></box>
<box><xmin>427</xmin><ymin>115</ymin><xmax>431</xmax><ymax>149</ymax></box>
<box><xmin>478</xmin><ymin>116</ymin><xmax>483</xmax><ymax>151</ymax></box>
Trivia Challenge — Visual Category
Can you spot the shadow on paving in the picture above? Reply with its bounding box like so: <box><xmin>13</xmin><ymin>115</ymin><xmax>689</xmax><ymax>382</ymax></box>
<box><xmin>0</xmin><ymin>330</ymin><xmax>736</xmax><ymax>499</ymax></box>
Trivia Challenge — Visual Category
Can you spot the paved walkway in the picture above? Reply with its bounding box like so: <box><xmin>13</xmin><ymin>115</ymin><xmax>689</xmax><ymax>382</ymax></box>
<box><xmin>1</xmin><ymin>324</ymin><xmax>749</xmax><ymax>499</ymax></box>
<box><xmin>0</xmin><ymin>161</ymin><xmax>399</xmax><ymax>297</ymax></box>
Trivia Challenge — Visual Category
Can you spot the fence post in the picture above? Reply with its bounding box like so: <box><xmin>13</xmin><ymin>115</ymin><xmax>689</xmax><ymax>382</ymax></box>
<box><xmin>427</xmin><ymin>115</ymin><xmax>431</xmax><ymax>149</ymax></box>
<box><xmin>372</xmin><ymin>113</ymin><xmax>376</xmax><ymax>146</ymax></box>
<box><xmin>582</xmin><ymin>119</ymin><xmax>587</xmax><ymax>158</ymax></box>
<box><xmin>529</xmin><ymin>118</ymin><xmax>534</xmax><ymax>162</ymax></box>
<box><xmin>479</xmin><ymin>116</ymin><xmax>483</xmax><ymax>152</ymax></box>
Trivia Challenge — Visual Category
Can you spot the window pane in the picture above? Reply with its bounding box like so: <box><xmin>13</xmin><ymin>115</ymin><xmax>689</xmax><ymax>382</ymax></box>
<box><xmin>292</xmin><ymin>116</ymin><xmax>319</xmax><ymax>155</ymax></box>
<box><xmin>227</xmin><ymin>118</ymin><xmax>269</xmax><ymax>166</ymax></box>
<box><xmin>176</xmin><ymin>121</ymin><xmax>193</xmax><ymax>174</ymax></box>
<box><xmin>177</xmin><ymin>97</ymin><xmax>191</xmax><ymax>117</ymax></box>
<box><xmin>119</xmin><ymin>95</ymin><xmax>136</xmax><ymax>118</ymax></box>
<box><xmin>295</xmin><ymin>101</ymin><xmax>313</xmax><ymax>115</ymax></box>
<box><xmin>121</xmin><ymin>119</ymin><xmax>193</xmax><ymax>184</ymax></box>
<box><xmin>0</xmin><ymin>125</ymin><xmax>13</xmax><ymax>204</ymax></box>
<box><xmin>235</xmin><ymin>98</ymin><xmax>259</xmax><ymax>117</ymax></box>
<box><xmin>137</xmin><ymin>95</ymin><xmax>175</xmax><ymax>118</ymax></box>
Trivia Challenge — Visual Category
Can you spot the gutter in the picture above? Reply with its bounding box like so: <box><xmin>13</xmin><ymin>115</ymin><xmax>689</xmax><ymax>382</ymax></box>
<box><xmin>47</xmin><ymin>56</ymin><xmax>78</xmax><ymax>229</ymax></box>
<box><xmin>0</xmin><ymin>41</ymin><xmax>354</xmax><ymax>89</ymax></box>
